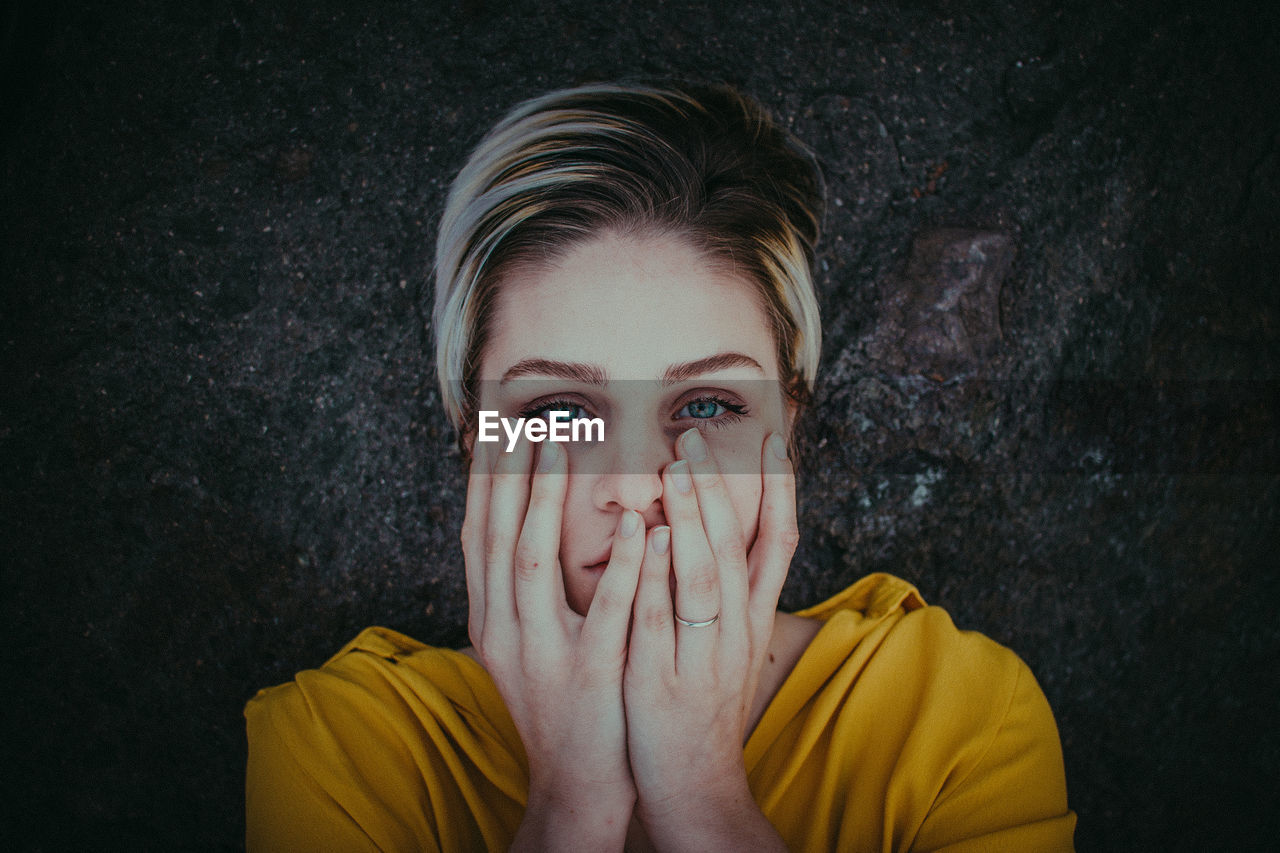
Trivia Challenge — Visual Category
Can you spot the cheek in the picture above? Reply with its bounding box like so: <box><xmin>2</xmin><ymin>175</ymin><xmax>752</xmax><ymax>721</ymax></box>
<box><xmin>726</xmin><ymin>473</ymin><xmax>764</xmax><ymax>546</ymax></box>
<box><xmin>705</xmin><ymin>429</ymin><xmax>767</xmax><ymax>543</ymax></box>
<box><xmin>556</xmin><ymin>475</ymin><xmax>594</xmax><ymax>550</ymax></box>
<box><xmin>557</xmin><ymin>480</ymin><xmax>599</xmax><ymax>617</ymax></box>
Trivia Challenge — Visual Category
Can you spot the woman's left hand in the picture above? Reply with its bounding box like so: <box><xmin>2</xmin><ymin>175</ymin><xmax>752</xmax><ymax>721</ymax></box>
<box><xmin>623</xmin><ymin>428</ymin><xmax>797</xmax><ymax>850</ymax></box>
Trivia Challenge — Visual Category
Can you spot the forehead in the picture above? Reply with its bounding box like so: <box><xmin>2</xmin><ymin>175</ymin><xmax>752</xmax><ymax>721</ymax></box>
<box><xmin>479</xmin><ymin>232</ymin><xmax>780</xmax><ymax>382</ymax></box>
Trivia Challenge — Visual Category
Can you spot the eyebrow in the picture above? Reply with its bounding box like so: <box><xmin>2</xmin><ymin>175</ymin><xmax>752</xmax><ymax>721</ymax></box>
<box><xmin>660</xmin><ymin>352</ymin><xmax>765</xmax><ymax>385</ymax></box>
<box><xmin>499</xmin><ymin>358</ymin><xmax>607</xmax><ymax>385</ymax></box>
<box><xmin>498</xmin><ymin>352</ymin><xmax>765</xmax><ymax>386</ymax></box>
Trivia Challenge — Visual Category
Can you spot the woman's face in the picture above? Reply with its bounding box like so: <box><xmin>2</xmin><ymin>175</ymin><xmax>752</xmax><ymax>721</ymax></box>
<box><xmin>475</xmin><ymin>232</ymin><xmax>794</xmax><ymax>615</ymax></box>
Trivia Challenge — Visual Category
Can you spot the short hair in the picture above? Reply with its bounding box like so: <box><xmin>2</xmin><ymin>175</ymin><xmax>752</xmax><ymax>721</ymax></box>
<box><xmin>432</xmin><ymin>81</ymin><xmax>825</xmax><ymax>433</ymax></box>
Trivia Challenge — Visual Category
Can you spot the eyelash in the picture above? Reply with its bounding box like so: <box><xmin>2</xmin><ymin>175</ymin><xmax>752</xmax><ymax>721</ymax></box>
<box><xmin>675</xmin><ymin>395</ymin><xmax>749</xmax><ymax>430</ymax></box>
<box><xmin>517</xmin><ymin>398</ymin><xmax>593</xmax><ymax>422</ymax></box>
<box><xmin>515</xmin><ymin>394</ymin><xmax>750</xmax><ymax>431</ymax></box>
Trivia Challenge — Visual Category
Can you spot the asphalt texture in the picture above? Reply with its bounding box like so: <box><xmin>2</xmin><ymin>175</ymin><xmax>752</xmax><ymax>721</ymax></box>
<box><xmin>2</xmin><ymin>1</ymin><xmax>1277</xmax><ymax>850</ymax></box>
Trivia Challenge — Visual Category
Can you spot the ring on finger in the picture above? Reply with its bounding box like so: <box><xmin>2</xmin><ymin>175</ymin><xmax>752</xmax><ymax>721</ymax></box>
<box><xmin>674</xmin><ymin>611</ymin><xmax>720</xmax><ymax>629</ymax></box>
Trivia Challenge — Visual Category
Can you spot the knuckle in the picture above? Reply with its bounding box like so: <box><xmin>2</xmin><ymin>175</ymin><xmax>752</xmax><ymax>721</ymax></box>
<box><xmin>777</xmin><ymin>524</ymin><xmax>801</xmax><ymax>555</ymax></box>
<box><xmin>643</xmin><ymin>605</ymin><xmax>673</xmax><ymax>633</ymax></box>
<box><xmin>590</xmin><ymin>586</ymin><xmax>621</xmax><ymax>615</ymax></box>
<box><xmin>712</xmin><ymin>532</ymin><xmax>748</xmax><ymax>563</ymax></box>
<box><xmin>512</xmin><ymin>541</ymin><xmax>543</xmax><ymax>581</ymax></box>
<box><xmin>482</xmin><ymin>530</ymin><xmax>511</xmax><ymax>565</ymax></box>
<box><xmin>700</xmin><ymin>472</ymin><xmax>729</xmax><ymax>495</ymax></box>
<box><xmin>685</xmin><ymin>569</ymin><xmax>718</xmax><ymax>600</ymax></box>
<box><xmin>642</xmin><ymin>552</ymin><xmax>670</xmax><ymax>579</ymax></box>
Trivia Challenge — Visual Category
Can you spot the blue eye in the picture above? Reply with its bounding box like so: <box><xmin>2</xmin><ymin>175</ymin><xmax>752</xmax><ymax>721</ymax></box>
<box><xmin>675</xmin><ymin>395</ymin><xmax>749</xmax><ymax>428</ymax></box>
<box><xmin>542</xmin><ymin>404</ymin><xmax>586</xmax><ymax>420</ymax></box>
<box><xmin>681</xmin><ymin>399</ymin><xmax>724</xmax><ymax>419</ymax></box>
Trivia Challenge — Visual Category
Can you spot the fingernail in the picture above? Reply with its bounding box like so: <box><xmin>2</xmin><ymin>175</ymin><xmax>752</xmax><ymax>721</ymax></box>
<box><xmin>670</xmin><ymin>460</ymin><xmax>693</xmax><ymax>494</ymax></box>
<box><xmin>681</xmin><ymin>428</ymin><xmax>707</xmax><ymax>462</ymax></box>
<box><xmin>652</xmin><ymin>526</ymin><xmax>671</xmax><ymax>555</ymax></box>
<box><xmin>769</xmin><ymin>432</ymin><xmax>788</xmax><ymax>460</ymax></box>
<box><xmin>536</xmin><ymin>441</ymin><xmax>560</xmax><ymax>472</ymax></box>
<box><xmin>619</xmin><ymin>510</ymin><xmax>639</xmax><ymax>538</ymax></box>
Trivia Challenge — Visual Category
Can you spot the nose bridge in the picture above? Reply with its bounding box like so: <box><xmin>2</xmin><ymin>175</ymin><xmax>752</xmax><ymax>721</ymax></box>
<box><xmin>593</xmin><ymin>417</ymin><xmax>671</xmax><ymax>512</ymax></box>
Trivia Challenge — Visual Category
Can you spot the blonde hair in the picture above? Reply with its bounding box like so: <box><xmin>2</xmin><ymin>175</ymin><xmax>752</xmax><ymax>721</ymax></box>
<box><xmin>432</xmin><ymin>81</ymin><xmax>824</xmax><ymax>433</ymax></box>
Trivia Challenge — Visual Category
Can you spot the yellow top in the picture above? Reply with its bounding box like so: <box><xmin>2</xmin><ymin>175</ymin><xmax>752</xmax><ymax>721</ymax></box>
<box><xmin>245</xmin><ymin>573</ymin><xmax>1076</xmax><ymax>851</ymax></box>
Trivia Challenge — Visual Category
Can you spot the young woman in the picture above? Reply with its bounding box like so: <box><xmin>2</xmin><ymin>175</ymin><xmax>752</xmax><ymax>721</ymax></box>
<box><xmin>245</xmin><ymin>82</ymin><xmax>1076</xmax><ymax>851</ymax></box>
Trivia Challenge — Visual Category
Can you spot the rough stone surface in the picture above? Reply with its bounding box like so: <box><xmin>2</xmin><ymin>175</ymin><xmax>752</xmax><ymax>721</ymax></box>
<box><xmin>2</xmin><ymin>1</ymin><xmax>1277</xmax><ymax>849</ymax></box>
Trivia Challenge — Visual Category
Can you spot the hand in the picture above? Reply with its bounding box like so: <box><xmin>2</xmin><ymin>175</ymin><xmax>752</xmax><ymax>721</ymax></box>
<box><xmin>461</xmin><ymin>437</ymin><xmax>644</xmax><ymax>849</ymax></box>
<box><xmin>623</xmin><ymin>429</ymin><xmax>797</xmax><ymax>849</ymax></box>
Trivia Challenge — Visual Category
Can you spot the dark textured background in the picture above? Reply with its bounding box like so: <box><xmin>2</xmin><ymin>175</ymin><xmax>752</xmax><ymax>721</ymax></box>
<box><xmin>2</xmin><ymin>0</ymin><xmax>1277</xmax><ymax>850</ymax></box>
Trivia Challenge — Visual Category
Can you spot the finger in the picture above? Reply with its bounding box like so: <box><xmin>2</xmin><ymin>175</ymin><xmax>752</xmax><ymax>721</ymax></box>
<box><xmin>747</xmin><ymin>432</ymin><xmax>798</xmax><ymax>640</ymax></box>
<box><xmin>662</xmin><ymin>455</ymin><xmax>719</xmax><ymax>624</ymax></box>
<box><xmin>678</xmin><ymin>428</ymin><xmax>750</xmax><ymax>642</ymax></box>
<box><xmin>628</xmin><ymin>525</ymin><xmax>675</xmax><ymax>678</ymax></box>
<box><xmin>483</xmin><ymin>434</ymin><xmax>535</xmax><ymax>632</ymax></box>
<box><xmin>462</xmin><ymin>439</ymin><xmax>495</xmax><ymax>645</ymax></box>
<box><xmin>512</xmin><ymin>441</ymin><xmax>571</xmax><ymax>640</ymax></box>
<box><xmin>580</xmin><ymin>510</ymin><xmax>644</xmax><ymax>661</ymax></box>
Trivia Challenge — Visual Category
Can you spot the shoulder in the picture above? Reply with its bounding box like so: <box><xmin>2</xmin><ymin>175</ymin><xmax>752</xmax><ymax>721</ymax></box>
<box><xmin>803</xmin><ymin>577</ymin><xmax>1055</xmax><ymax>765</ymax></box>
<box><xmin>802</xmin><ymin>575</ymin><xmax>1076</xmax><ymax>851</ymax></box>
<box><xmin>886</xmin><ymin>607</ymin><xmax>1076</xmax><ymax>850</ymax></box>
<box><xmin>249</xmin><ymin>626</ymin><xmax>490</xmax><ymax>702</ymax></box>
<box><xmin>880</xmin><ymin>601</ymin><xmax>1028</xmax><ymax>703</ymax></box>
<box><xmin>796</xmin><ymin>572</ymin><xmax>1030</xmax><ymax>705</ymax></box>
<box><xmin>245</xmin><ymin>628</ymin><xmax>523</xmax><ymax>852</ymax></box>
<box><xmin>246</xmin><ymin>626</ymin><xmax>518</xmax><ymax>759</ymax></box>
<box><xmin>247</xmin><ymin>627</ymin><xmax>486</xmax><ymax>739</ymax></box>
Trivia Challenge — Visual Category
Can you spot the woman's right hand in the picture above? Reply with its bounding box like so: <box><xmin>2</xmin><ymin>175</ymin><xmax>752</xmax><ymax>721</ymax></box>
<box><xmin>461</xmin><ymin>436</ymin><xmax>644</xmax><ymax>850</ymax></box>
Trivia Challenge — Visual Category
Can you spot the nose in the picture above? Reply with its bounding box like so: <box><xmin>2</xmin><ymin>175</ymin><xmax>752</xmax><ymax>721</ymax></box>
<box><xmin>591</xmin><ymin>426</ymin><xmax>671</xmax><ymax>525</ymax></box>
<box><xmin>597</xmin><ymin>473</ymin><xmax>664</xmax><ymax>514</ymax></box>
